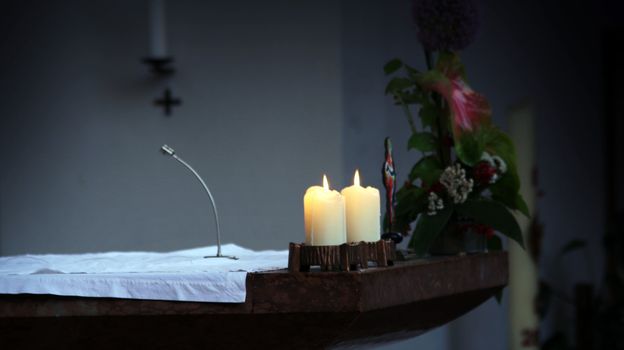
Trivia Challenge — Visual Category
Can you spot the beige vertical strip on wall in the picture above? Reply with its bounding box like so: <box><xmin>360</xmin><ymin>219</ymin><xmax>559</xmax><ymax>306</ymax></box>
<box><xmin>508</xmin><ymin>104</ymin><xmax>539</xmax><ymax>350</ymax></box>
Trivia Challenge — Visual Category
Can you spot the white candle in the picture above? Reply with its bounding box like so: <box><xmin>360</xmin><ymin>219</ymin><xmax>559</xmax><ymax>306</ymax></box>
<box><xmin>303</xmin><ymin>175</ymin><xmax>347</xmax><ymax>246</ymax></box>
<box><xmin>341</xmin><ymin>170</ymin><xmax>381</xmax><ymax>243</ymax></box>
<box><xmin>303</xmin><ymin>185</ymin><xmax>322</xmax><ymax>244</ymax></box>
<box><xmin>148</xmin><ymin>0</ymin><xmax>167</xmax><ymax>57</ymax></box>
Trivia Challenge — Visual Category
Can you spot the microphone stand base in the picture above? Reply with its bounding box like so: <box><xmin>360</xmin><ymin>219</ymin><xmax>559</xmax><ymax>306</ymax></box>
<box><xmin>204</xmin><ymin>255</ymin><xmax>239</xmax><ymax>260</ymax></box>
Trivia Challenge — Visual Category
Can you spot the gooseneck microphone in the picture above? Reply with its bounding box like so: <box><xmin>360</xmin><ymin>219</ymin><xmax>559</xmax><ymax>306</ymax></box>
<box><xmin>161</xmin><ymin>144</ymin><xmax>237</xmax><ymax>260</ymax></box>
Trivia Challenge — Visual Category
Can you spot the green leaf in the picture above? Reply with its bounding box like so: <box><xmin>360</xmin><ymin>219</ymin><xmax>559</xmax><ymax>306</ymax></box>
<box><xmin>455</xmin><ymin>133</ymin><xmax>484</xmax><ymax>166</ymax></box>
<box><xmin>436</xmin><ymin>51</ymin><xmax>466</xmax><ymax>80</ymax></box>
<box><xmin>515</xmin><ymin>194</ymin><xmax>530</xmax><ymax>217</ymax></box>
<box><xmin>418</xmin><ymin>103</ymin><xmax>437</xmax><ymax>129</ymax></box>
<box><xmin>395</xmin><ymin>187</ymin><xmax>426</xmax><ymax>215</ymax></box>
<box><xmin>384</xmin><ymin>58</ymin><xmax>403</xmax><ymax>75</ymax></box>
<box><xmin>409</xmin><ymin>156</ymin><xmax>443</xmax><ymax>186</ymax></box>
<box><xmin>404</xmin><ymin>64</ymin><xmax>420</xmax><ymax>77</ymax></box>
<box><xmin>491</xmin><ymin>176</ymin><xmax>530</xmax><ymax>217</ymax></box>
<box><xmin>385</xmin><ymin>77</ymin><xmax>412</xmax><ymax>95</ymax></box>
<box><xmin>483</xmin><ymin>125</ymin><xmax>530</xmax><ymax>216</ymax></box>
<box><xmin>408</xmin><ymin>132</ymin><xmax>437</xmax><ymax>153</ymax></box>
<box><xmin>490</xmin><ymin>173</ymin><xmax>519</xmax><ymax>203</ymax></box>
<box><xmin>409</xmin><ymin>204</ymin><xmax>454</xmax><ymax>256</ymax></box>
<box><xmin>416</xmin><ymin>69</ymin><xmax>448</xmax><ymax>91</ymax></box>
<box><xmin>401</xmin><ymin>90</ymin><xmax>424</xmax><ymax>104</ymax></box>
<box><xmin>456</xmin><ymin>199</ymin><xmax>524</xmax><ymax>249</ymax></box>
<box><xmin>483</xmin><ymin>127</ymin><xmax>519</xmax><ymax>189</ymax></box>
<box><xmin>483</xmin><ymin>126</ymin><xmax>520</xmax><ymax>187</ymax></box>
<box><xmin>560</xmin><ymin>239</ymin><xmax>586</xmax><ymax>256</ymax></box>
<box><xmin>487</xmin><ymin>235</ymin><xmax>503</xmax><ymax>252</ymax></box>
<box><xmin>483</xmin><ymin>126</ymin><xmax>515</xmax><ymax>163</ymax></box>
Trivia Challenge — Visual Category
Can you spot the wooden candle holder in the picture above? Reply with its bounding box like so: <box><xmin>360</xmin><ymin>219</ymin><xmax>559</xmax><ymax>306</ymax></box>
<box><xmin>288</xmin><ymin>240</ymin><xmax>396</xmax><ymax>272</ymax></box>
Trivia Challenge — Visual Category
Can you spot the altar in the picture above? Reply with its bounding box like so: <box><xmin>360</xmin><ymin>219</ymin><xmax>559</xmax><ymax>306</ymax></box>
<box><xmin>0</xmin><ymin>251</ymin><xmax>507</xmax><ymax>349</ymax></box>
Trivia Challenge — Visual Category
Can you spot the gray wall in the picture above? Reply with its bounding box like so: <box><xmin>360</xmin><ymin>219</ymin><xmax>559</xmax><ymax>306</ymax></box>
<box><xmin>0</xmin><ymin>0</ymin><xmax>607</xmax><ymax>349</ymax></box>
<box><xmin>0</xmin><ymin>0</ymin><xmax>343</xmax><ymax>254</ymax></box>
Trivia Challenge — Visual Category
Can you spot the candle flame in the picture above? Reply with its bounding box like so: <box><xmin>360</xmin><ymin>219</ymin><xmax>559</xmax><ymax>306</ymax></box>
<box><xmin>354</xmin><ymin>170</ymin><xmax>360</xmax><ymax>187</ymax></box>
<box><xmin>323</xmin><ymin>174</ymin><xmax>329</xmax><ymax>190</ymax></box>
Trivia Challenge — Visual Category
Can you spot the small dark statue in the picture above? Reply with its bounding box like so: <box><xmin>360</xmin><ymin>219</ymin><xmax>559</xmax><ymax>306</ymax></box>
<box><xmin>381</xmin><ymin>137</ymin><xmax>402</xmax><ymax>244</ymax></box>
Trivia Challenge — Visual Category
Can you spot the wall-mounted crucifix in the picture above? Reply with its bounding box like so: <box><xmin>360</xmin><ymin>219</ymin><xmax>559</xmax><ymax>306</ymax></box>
<box><xmin>142</xmin><ymin>0</ymin><xmax>183</xmax><ymax>117</ymax></box>
<box><xmin>154</xmin><ymin>88</ymin><xmax>182</xmax><ymax>116</ymax></box>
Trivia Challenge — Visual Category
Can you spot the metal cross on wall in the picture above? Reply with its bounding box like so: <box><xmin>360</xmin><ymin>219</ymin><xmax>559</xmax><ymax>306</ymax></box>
<box><xmin>154</xmin><ymin>88</ymin><xmax>182</xmax><ymax>116</ymax></box>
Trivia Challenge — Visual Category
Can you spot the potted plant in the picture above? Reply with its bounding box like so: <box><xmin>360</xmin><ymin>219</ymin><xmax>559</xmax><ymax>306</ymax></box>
<box><xmin>384</xmin><ymin>0</ymin><xmax>528</xmax><ymax>255</ymax></box>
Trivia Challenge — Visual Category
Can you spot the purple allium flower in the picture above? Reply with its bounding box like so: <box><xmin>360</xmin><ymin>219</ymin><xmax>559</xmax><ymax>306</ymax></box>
<box><xmin>412</xmin><ymin>0</ymin><xmax>479</xmax><ymax>52</ymax></box>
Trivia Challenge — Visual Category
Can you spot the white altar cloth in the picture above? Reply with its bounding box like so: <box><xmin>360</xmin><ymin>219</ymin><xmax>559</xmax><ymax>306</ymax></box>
<box><xmin>0</xmin><ymin>244</ymin><xmax>288</xmax><ymax>303</ymax></box>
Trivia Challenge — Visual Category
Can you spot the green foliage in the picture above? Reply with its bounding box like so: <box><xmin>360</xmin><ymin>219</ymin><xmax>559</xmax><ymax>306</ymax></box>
<box><xmin>384</xmin><ymin>58</ymin><xmax>403</xmax><ymax>75</ymax></box>
<box><xmin>515</xmin><ymin>194</ymin><xmax>530</xmax><ymax>217</ymax></box>
<box><xmin>436</xmin><ymin>51</ymin><xmax>466</xmax><ymax>80</ymax></box>
<box><xmin>456</xmin><ymin>199</ymin><xmax>524</xmax><ymax>248</ymax></box>
<box><xmin>400</xmin><ymin>91</ymin><xmax>424</xmax><ymax>105</ymax></box>
<box><xmin>384</xmin><ymin>60</ymin><xmax>424</xmax><ymax>108</ymax></box>
<box><xmin>383</xmin><ymin>54</ymin><xmax>527</xmax><ymax>256</ymax></box>
<box><xmin>482</xmin><ymin>126</ymin><xmax>530</xmax><ymax>217</ymax></box>
<box><xmin>409</xmin><ymin>156</ymin><xmax>443</xmax><ymax>186</ymax></box>
<box><xmin>409</xmin><ymin>204</ymin><xmax>454</xmax><ymax>256</ymax></box>
<box><xmin>418</xmin><ymin>103</ymin><xmax>437</xmax><ymax>129</ymax></box>
<box><xmin>408</xmin><ymin>132</ymin><xmax>437</xmax><ymax>153</ymax></box>
<box><xmin>404</xmin><ymin>64</ymin><xmax>421</xmax><ymax>78</ymax></box>
<box><xmin>482</xmin><ymin>127</ymin><xmax>518</xmax><ymax>191</ymax></box>
<box><xmin>396</xmin><ymin>187</ymin><xmax>427</xmax><ymax>213</ymax></box>
<box><xmin>385</xmin><ymin>77</ymin><xmax>413</xmax><ymax>95</ymax></box>
<box><xmin>491</xmin><ymin>174</ymin><xmax>525</xmax><ymax>214</ymax></box>
<box><xmin>455</xmin><ymin>133</ymin><xmax>484</xmax><ymax>166</ymax></box>
<box><xmin>415</xmin><ymin>69</ymin><xmax>448</xmax><ymax>92</ymax></box>
<box><xmin>482</xmin><ymin>126</ymin><xmax>515</xmax><ymax>163</ymax></box>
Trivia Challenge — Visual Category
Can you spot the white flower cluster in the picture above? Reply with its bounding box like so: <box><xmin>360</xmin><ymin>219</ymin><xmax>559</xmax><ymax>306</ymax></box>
<box><xmin>480</xmin><ymin>152</ymin><xmax>507</xmax><ymax>183</ymax></box>
<box><xmin>440</xmin><ymin>163</ymin><xmax>474</xmax><ymax>204</ymax></box>
<box><xmin>427</xmin><ymin>192</ymin><xmax>444</xmax><ymax>216</ymax></box>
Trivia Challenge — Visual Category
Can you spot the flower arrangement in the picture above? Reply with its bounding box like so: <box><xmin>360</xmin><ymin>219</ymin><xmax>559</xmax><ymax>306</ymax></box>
<box><xmin>384</xmin><ymin>0</ymin><xmax>528</xmax><ymax>255</ymax></box>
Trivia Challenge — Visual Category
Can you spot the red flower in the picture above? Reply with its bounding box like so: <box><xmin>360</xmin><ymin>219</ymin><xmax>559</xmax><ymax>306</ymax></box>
<box><xmin>432</xmin><ymin>77</ymin><xmax>491</xmax><ymax>135</ymax></box>
<box><xmin>473</xmin><ymin>161</ymin><xmax>497</xmax><ymax>185</ymax></box>
<box><xmin>428</xmin><ymin>181</ymin><xmax>445</xmax><ymax>194</ymax></box>
<box><xmin>473</xmin><ymin>224</ymin><xmax>495</xmax><ymax>239</ymax></box>
<box><xmin>459</xmin><ymin>223</ymin><xmax>495</xmax><ymax>239</ymax></box>
<box><xmin>450</xmin><ymin>79</ymin><xmax>490</xmax><ymax>131</ymax></box>
<box><xmin>481</xmin><ymin>225</ymin><xmax>495</xmax><ymax>239</ymax></box>
<box><xmin>417</xmin><ymin>53</ymin><xmax>492</xmax><ymax>165</ymax></box>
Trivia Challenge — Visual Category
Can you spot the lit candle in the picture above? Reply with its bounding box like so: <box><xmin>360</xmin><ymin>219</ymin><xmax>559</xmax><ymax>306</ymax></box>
<box><xmin>341</xmin><ymin>170</ymin><xmax>381</xmax><ymax>243</ymax></box>
<box><xmin>303</xmin><ymin>175</ymin><xmax>347</xmax><ymax>245</ymax></box>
